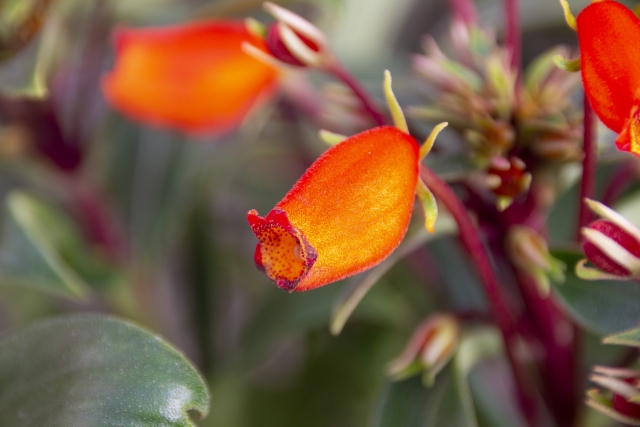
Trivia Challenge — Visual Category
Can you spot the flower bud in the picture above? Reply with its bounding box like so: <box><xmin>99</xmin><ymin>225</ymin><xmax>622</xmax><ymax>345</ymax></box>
<box><xmin>587</xmin><ymin>366</ymin><xmax>640</xmax><ymax>425</ymax></box>
<box><xmin>265</xmin><ymin>22</ymin><xmax>320</xmax><ymax>67</ymax></box>
<box><xmin>578</xmin><ymin>199</ymin><xmax>640</xmax><ymax>280</ymax></box>
<box><xmin>262</xmin><ymin>2</ymin><xmax>330</xmax><ymax>68</ymax></box>
<box><xmin>506</xmin><ymin>225</ymin><xmax>565</xmax><ymax>296</ymax></box>
<box><xmin>386</xmin><ymin>313</ymin><xmax>460</xmax><ymax>386</ymax></box>
<box><xmin>486</xmin><ymin>157</ymin><xmax>529</xmax><ymax>196</ymax></box>
<box><xmin>485</xmin><ymin>156</ymin><xmax>531</xmax><ymax>210</ymax></box>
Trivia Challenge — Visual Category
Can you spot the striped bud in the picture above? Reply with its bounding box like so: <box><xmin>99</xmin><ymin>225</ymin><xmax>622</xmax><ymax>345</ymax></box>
<box><xmin>578</xmin><ymin>199</ymin><xmax>640</xmax><ymax>280</ymax></box>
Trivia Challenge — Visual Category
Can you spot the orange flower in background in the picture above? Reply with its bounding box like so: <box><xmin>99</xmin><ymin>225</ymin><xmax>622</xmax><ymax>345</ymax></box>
<box><xmin>102</xmin><ymin>21</ymin><xmax>278</xmax><ymax>135</ymax></box>
<box><xmin>248</xmin><ymin>126</ymin><xmax>419</xmax><ymax>291</ymax></box>
<box><xmin>577</xmin><ymin>0</ymin><xmax>640</xmax><ymax>154</ymax></box>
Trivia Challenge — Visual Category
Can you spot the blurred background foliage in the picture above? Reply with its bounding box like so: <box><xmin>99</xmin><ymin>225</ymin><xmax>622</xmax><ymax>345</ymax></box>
<box><xmin>1</xmin><ymin>0</ymin><xmax>640</xmax><ymax>426</ymax></box>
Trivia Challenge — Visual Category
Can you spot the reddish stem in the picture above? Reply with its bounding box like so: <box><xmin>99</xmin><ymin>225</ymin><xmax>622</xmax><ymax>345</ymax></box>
<box><xmin>577</xmin><ymin>93</ymin><xmax>596</xmax><ymax>237</ymax></box>
<box><xmin>448</xmin><ymin>0</ymin><xmax>478</xmax><ymax>25</ymax></box>
<box><xmin>514</xmin><ymin>271</ymin><xmax>578</xmax><ymax>427</ymax></box>
<box><xmin>505</xmin><ymin>0</ymin><xmax>521</xmax><ymax>72</ymax></box>
<box><xmin>336</xmin><ymin>61</ymin><xmax>538</xmax><ymax>425</ymax></box>
<box><xmin>420</xmin><ymin>165</ymin><xmax>538</xmax><ymax>426</ymax></box>
<box><xmin>325</xmin><ymin>62</ymin><xmax>387</xmax><ymax>127</ymax></box>
<box><xmin>71</xmin><ymin>178</ymin><xmax>126</xmax><ymax>262</ymax></box>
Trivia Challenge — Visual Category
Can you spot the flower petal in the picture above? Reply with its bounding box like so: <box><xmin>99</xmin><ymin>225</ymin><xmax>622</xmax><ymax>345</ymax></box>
<box><xmin>102</xmin><ymin>21</ymin><xmax>278</xmax><ymax>135</ymax></box>
<box><xmin>577</xmin><ymin>1</ymin><xmax>640</xmax><ymax>133</ymax></box>
<box><xmin>249</xmin><ymin>126</ymin><xmax>419</xmax><ymax>291</ymax></box>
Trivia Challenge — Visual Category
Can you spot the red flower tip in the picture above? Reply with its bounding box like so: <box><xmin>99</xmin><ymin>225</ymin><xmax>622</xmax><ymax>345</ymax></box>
<box><xmin>247</xmin><ymin>208</ymin><xmax>318</xmax><ymax>292</ymax></box>
<box><xmin>577</xmin><ymin>0</ymin><xmax>640</xmax><ymax>156</ymax></box>
<box><xmin>248</xmin><ymin>126</ymin><xmax>419</xmax><ymax>291</ymax></box>
<box><xmin>102</xmin><ymin>21</ymin><xmax>278</xmax><ymax>135</ymax></box>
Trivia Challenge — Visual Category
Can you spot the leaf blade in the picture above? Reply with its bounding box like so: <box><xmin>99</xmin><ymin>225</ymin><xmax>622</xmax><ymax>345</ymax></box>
<box><xmin>0</xmin><ymin>314</ymin><xmax>210</xmax><ymax>426</ymax></box>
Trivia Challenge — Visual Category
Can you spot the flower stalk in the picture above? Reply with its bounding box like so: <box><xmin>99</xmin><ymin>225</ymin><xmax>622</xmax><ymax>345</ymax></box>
<box><xmin>419</xmin><ymin>164</ymin><xmax>539</xmax><ymax>426</ymax></box>
<box><xmin>505</xmin><ymin>0</ymin><xmax>521</xmax><ymax>72</ymax></box>
<box><xmin>578</xmin><ymin>93</ymin><xmax>596</xmax><ymax>236</ymax></box>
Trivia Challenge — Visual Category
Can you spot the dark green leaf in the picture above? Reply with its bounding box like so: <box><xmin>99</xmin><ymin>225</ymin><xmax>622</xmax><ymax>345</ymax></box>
<box><xmin>0</xmin><ymin>314</ymin><xmax>209</xmax><ymax>426</ymax></box>
<box><xmin>372</xmin><ymin>375</ymin><xmax>433</xmax><ymax>427</ymax></box>
<box><xmin>372</xmin><ymin>327</ymin><xmax>501</xmax><ymax>427</ymax></box>
<box><xmin>551</xmin><ymin>250</ymin><xmax>640</xmax><ymax>335</ymax></box>
<box><xmin>371</xmin><ymin>365</ymin><xmax>471</xmax><ymax>427</ymax></box>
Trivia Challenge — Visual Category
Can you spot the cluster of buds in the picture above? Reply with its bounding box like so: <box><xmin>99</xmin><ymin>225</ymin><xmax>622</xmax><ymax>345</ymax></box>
<box><xmin>386</xmin><ymin>313</ymin><xmax>460</xmax><ymax>386</ymax></box>
<box><xmin>578</xmin><ymin>199</ymin><xmax>640</xmax><ymax>281</ymax></box>
<box><xmin>587</xmin><ymin>366</ymin><xmax>640</xmax><ymax>425</ymax></box>
<box><xmin>506</xmin><ymin>225</ymin><xmax>565</xmax><ymax>295</ymax></box>
<box><xmin>411</xmin><ymin>21</ymin><xmax>582</xmax><ymax>166</ymax></box>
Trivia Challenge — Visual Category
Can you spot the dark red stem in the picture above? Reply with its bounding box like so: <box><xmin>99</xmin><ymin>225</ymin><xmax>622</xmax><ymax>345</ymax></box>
<box><xmin>420</xmin><ymin>165</ymin><xmax>538</xmax><ymax>427</ymax></box>
<box><xmin>72</xmin><ymin>179</ymin><xmax>126</xmax><ymax>262</ymax></box>
<box><xmin>326</xmin><ymin>62</ymin><xmax>387</xmax><ymax>127</ymax></box>
<box><xmin>505</xmin><ymin>0</ymin><xmax>521</xmax><ymax>72</ymax></box>
<box><xmin>514</xmin><ymin>271</ymin><xmax>578</xmax><ymax>427</ymax></box>
<box><xmin>577</xmin><ymin>93</ymin><xmax>596</xmax><ymax>236</ymax></box>
<box><xmin>337</xmin><ymin>60</ymin><xmax>538</xmax><ymax>425</ymax></box>
<box><xmin>448</xmin><ymin>0</ymin><xmax>478</xmax><ymax>25</ymax></box>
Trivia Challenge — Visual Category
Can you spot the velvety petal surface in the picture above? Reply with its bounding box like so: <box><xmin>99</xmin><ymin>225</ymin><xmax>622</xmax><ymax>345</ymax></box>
<box><xmin>249</xmin><ymin>126</ymin><xmax>420</xmax><ymax>291</ymax></box>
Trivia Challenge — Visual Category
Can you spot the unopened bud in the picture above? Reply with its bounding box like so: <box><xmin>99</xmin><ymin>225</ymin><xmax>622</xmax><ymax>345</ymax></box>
<box><xmin>587</xmin><ymin>366</ymin><xmax>640</xmax><ymax>426</ymax></box>
<box><xmin>263</xmin><ymin>2</ymin><xmax>329</xmax><ymax>68</ymax></box>
<box><xmin>265</xmin><ymin>22</ymin><xmax>320</xmax><ymax>66</ymax></box>
<box><xmin>613</xmin><ymin>384</ymin><xmax>640</xmax><ymax>421</ymax></box>
<box><xmin>387</xmin><ymin>313</ymin><xmax>459</xmax><ymax>386</ymax></box>
<box><xmin>485</xmin><ymin>156</ymin><xmax>531</xmax><ymax>210</ymax></box>
<box><xmin>578</xmin><ymin>199</ymin><xmax>640</xmax><ymax>280</ymax></box>
<box><xmin>506</xmin><ymin>225</ymin><xmax>565</xmax><ymax>296</ymax></box>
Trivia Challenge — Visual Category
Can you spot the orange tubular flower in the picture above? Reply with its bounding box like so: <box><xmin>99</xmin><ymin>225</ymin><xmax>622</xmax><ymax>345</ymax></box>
<box><xmin>248</xmin><ymin>126</ymin><xmax>419</xmax><ymax>291</ymax></box>
<box><xmin>102</xmin><ymin>21</ymin><xmax>278</xmax><ymax>135</ymax></box>
<box><xmin>577</xmin><ymin>1</ymin><xmax>640</xmax><ymax>154</ymax></box>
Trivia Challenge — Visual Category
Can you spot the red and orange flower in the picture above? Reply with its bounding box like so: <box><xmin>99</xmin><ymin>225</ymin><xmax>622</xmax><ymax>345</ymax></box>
<box><xmin>248</xmin><ymin>126</ymin><xmax>420</xmax><ymax>291</ymax></box>
<box><xmin>102</xmin><ymin>21</ymin><xmax>278</xmax><ymax>135</ymax></box>
<box><xmin>577</xmin><ymin>0</ymin><xmax>640</xmax><ymax>154</ymax></box>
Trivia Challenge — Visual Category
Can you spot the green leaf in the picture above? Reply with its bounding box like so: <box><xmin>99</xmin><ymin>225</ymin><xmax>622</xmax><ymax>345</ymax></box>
<box><xmin>0</xmin><ymin>0</ymin><xmax>59</xmax><ymax>98</ymax></box>
<box><xmin>371</xmin><ymin>370</ymin><xmax>443</xmax><ymax>427</ymax></box>
<box><xmin>551</xmin><ymin>250</ymin><xmax>640</xmax><ymax>335</ymax></box>
<box><xmin>372</xmin><ymin>327</ymin><xmax>501</xmax><ymax>427</ymax></box>
<box><xmin>0</xmin><ymin>42</ymin><xmax>44</xmax><ymax>99</ymax></box>
<box><xmin>330</xmin><ymin>227</ymin><xmax>450</xmax><ymax>336</ymax></box>
<box><xmin>372</xmin><ymin>365</ymin><xmax>472</xmax><ymax>427</ymax></box>
<box><xmin>603</xmin><ymin>328</ymin><xmax>640</xmax><ymax>348</ymax></box>
<box><xmin>0</xmin><ymin>191</ymin><xmax>92</xmax><ymax>298</ymax></box>
<box><xmin>0</xmin><ymin>314</ymin><xmax>209</xmax><ymax>426</ymax></box>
